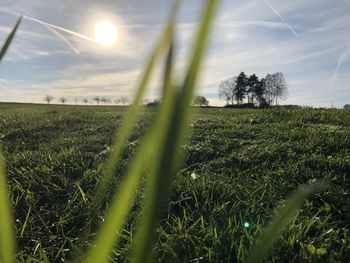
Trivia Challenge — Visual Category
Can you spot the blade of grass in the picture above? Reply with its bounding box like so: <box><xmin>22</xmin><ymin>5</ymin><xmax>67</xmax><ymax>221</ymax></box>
<box><xmin>0</xmin><ymin>17</ymin><xmax>22</xmax><ymax>62</ymax></box>
<box><xmin>0</xmin><ymin>150</ymin><xmax>16</xmax><ymax>263</ymax></box>
<box><xmin>92</xmin><ymin>0</ymin><xmax>180</xmax><ymax>208</ymax></box>
<box><xmin>0</xmin><ymin>16</ymin><xmax>22</xmax><ymax>263</ymax></box>
<box><xmin>76</xmin><ymin>183</ymin><xmax>87</xmax><ymax>204</ymax></box>
<box><xmin>130</xmin><ymin>41</ymin><xmax>177</xmax><ymax>263</ymax></box>
<box><xmin>246</xmin><ymin>183</ymin><xmax>324</xmax><ymax>263</ymax></box>
<box><xmin>81</xmin><ymin>3</ymin><xmax>180</xmax><ymax>263</ymax></box>
<box><xmin>20</xmin><ymin>206</ymin><xmax>32</xmax><ymax>237</ymax></box>
<box><xmin>83</xmin><ymin>42</ymin><xmax>176</xmax><ymax>263</ymax></box>
<box><xmin>131</xmin><ymin>1</ymin><xmax>219</xmax><ymax>262</ymax></box>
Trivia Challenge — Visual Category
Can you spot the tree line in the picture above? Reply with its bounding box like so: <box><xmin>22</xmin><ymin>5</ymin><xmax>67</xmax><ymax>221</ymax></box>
<box><xmin>43</xmin><ymin>95</ymin><xmax>130</xmax><ymax>105</ymax></box>
<box><xmin>43</xmin><ymin>71</ymin><xmax>288</xmax><ymax>108</ymax></box>
<box><xmin>218</xmin><ymin>72</ymin><xmax>288</xmax><ymax>107</ymax></box>
<box><xmin>43</xmin><ymin>94</ymin><xmax>212</xmax><ymax>107</ymax></box>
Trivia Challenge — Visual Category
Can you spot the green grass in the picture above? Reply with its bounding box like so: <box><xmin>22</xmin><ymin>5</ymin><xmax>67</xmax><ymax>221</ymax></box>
<box><xmin>1</xmin><ymin>104</ymin><xmax>349</xmax><ymax>262</ymax></box>
<box><xmin>0</xmin><ymin>3</ymin><xmax>349</xmax><ymax>262</ymax></box>
<box><xmin>1</xmin><ymin>2</ymin><xmax>221</xmax><ymax>261</ymax></box>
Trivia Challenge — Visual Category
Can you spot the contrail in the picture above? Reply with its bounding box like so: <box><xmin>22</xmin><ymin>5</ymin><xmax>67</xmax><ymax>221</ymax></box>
<box><xmin>0</xmin><ymin>8</ymin><xmax>98</xmax><ymax>54</ymax></box>
<box><xmin>331</xmin><ymin>42</ymin><xmax>350</xmax><ymax>84</ymax></box>
<box><xmin>44</xmin><ymin>25</ymin><xmax>80</xmax><ymax>54</ymax></box>
<box><xmin>16</xmin><ymin>8</ymin><xmax>80</xmax><ymax>54</ymax></box>
<box><xmin>282</xmin><ymin>44</ymin><xmax>348</xmax><ymax>65</ymax></box>
<box><xmin>23</xmin><ymin>15</ymin><xmax>98</xmax><ymax>44</ymax></box>
<box><xmin>264</xmin><ymin>0</ymin><xmax>298</xmax><ymax>37</ymax></box>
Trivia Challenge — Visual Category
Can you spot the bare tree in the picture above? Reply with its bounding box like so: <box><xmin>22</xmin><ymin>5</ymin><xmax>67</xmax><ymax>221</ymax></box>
<box><xmin>83</xmin><ymin>98</ymin><xmax>89</xmax><ymax>105</ymax></box>
<box><xmin>59</xmin><ymin>97</ymin><xmax>67</xmax><ymax>104</ymax></box>
<box><xmin>264</xmin><ymin>72</ymin><xmax>288</xmax><ymax>105</ymax></box>
<box><xmin>101</xmin><ymin>97</ymin><xmax>107</xmax><ymax>105</ymax></box>
<box><xmin>44</xmin><ymin>95</ymin><xmax>55</xmax><ymax>104</ymax></box>
<box><xmin>193</xmin><ymin>95</ymin><xmax>209</xmax><ymax>107</ymax></box>
<box><xmin>218</xmin><ymin>77</ymin><xmax>237</xmax><ymax>105</ymax></box>
<box><xmin>120</xmin><ymin>97</ymin><xmax>129</xmax><ymax>105</ymax></box>
<box><xmin>264</xmin><ymin>74</ymin><xmax>274</xmax><ymax>105</ymax></box>
<box><xmin>74</xmin><ymin>97</ymin><xmax>79</xmax><ymax>105</ymax></box>
<box><xmin>93</xmin><ymin>96</ymin><xmax>100</xmax><ymax>105</ymax></box>
<box><xmin>273</xmin><ymin>72</ymin><xmax>288</xmax><ymax>105</ymax></box>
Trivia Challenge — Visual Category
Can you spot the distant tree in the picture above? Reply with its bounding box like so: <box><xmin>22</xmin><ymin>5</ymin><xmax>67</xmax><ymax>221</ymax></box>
<box><xmin>193</xmin><ymin>95</ymin><xmax>209</xmax><ymax>107</ymax></box>
<box><xmin>264</xmin><ymin>74</ymin><xmax>274</xmax><ymax>105</ymax></box>
<box><xmin>219</xmin><ymin>77</ymin><xmax>237</xmax><ymax>105</ymax></box>
<box><xmin>272</xmin><ymin>72</ymin><xmax>288</xmax><ymax>105</ymax></box>
<box><xmin>101</xmin><ymin>97</ymin><xmax>107</xmax><ymax>105</ymax></box>
<box><xmin>59</xmin><ymin>97</ymin><xmax>67</xmax><ymax>104</ymax></box>
<box><xmin>344</xmin><ymin>104</ymin><xmax>350</xmax><ymax>109</ymax></box>
<box><xmin>120</xmin><ymin>97</ymin><xmax>129</xmax><ymax>105</ymax></box>
<box><xmin>254</xmin><ymin>78</ymin><xmax>266</xmax><ymax>106</ymax></box>
<box><xmin>264</xmin><ymin>72</ymin><xmax>288</xmax><ymax>105</ymax></box>
<box><xmin>74</xmin><ymin>97</ymin><xmax>79</xmax><ymax>105</ymax></box>
<box><xmin>83</xmin><ymin>98</ymin><xmax>89</xmax><ymax>105</ymax></box>
<box><xmin>247</xmin><ymin>74</ymin><xmax>259</xmax><ymax>103</ymax></box>
<box><xmin>235</xmin><ymin>72</ymin><xmax>248</xmax><ymax>104</ymax></box>
<box><xmin>93</xmin><ymin>96</ymin><xmax>100</xmax><ymax>105</ymax></box>
<box><xmin>44</xmin><ymin>95</ymin><xmax>55</xmax><ymax>104</ymax></box>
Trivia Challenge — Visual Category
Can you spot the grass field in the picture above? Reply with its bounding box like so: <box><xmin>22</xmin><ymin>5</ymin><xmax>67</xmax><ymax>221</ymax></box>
<box><xmin>0</xmin><ymin>103</ymin><xmax>349</xmax><ymax>262</ymax></box>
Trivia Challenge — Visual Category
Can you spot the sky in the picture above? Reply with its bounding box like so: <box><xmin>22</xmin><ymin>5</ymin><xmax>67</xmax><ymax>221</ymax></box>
<box><xmin>0</xmin><ymin>0</ymin><xmax>349</xmax><ymax>107</ymax></box>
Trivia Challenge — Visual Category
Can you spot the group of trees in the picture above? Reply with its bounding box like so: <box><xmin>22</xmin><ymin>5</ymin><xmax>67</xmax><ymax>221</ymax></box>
<box><xmin>219</xmin><ymin>72</ymin><xmax>288</xmax><ymax>106</ymax></box>
<box><xmin>43</xmin><ymin>95</ymin><xmax>130</xmax><ymax>106</ymax></box>
<box><xmin>193</xmin><ymin>95</ymin><xmax>209</xmax><ymax>107</ymax></box>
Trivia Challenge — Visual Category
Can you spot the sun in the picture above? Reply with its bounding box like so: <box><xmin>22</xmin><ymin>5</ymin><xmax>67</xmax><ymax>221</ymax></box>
<box><xmin>94</xmin><ymin>21</ymin><xmax>118</xmax><ymax>47</ymax></box>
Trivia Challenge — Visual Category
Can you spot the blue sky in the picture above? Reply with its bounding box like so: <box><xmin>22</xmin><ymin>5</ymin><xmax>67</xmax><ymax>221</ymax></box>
<box><xmin>0</xmin><ymin>0</ymin><xmax>349</xmax><ymax>107</ymax></box>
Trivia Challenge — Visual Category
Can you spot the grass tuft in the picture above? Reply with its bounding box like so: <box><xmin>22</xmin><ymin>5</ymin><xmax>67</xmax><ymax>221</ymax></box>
<box><xmin>246</xmin><ymin>183</ymin><xmax>325</xmax><ymax>263</ymax></box>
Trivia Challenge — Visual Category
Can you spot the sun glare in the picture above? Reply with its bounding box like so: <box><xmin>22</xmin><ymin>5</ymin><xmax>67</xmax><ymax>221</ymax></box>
<box><xmin>94</xmin><ymin>21</ymin><xmax>118</xmax><ymax>47</ymax></box>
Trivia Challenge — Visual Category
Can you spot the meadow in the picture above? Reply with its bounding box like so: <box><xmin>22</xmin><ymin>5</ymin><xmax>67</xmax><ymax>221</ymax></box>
<box><xmin>0</xmin><ymin>103</ymin><xmax>349</xmax><ymax>262</ymax></box>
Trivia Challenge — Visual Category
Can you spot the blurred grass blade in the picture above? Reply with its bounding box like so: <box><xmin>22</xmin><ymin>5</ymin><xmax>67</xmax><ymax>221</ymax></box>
<box><xmin>0</xmin><ymin>16</ymin><xmax>22</xmax><ymax>263</ymax></box>
<box><xmin>131</xmin><ymin>1</ymin><xmax>219</xmax><ymax>262</ymax></box>
<box><xmin>93</xmin><ymin>0</ymin><xmax>180</xmax><ymax>207</ymax></box>
<box><xmin>82</xmin><ymin>3</ymin><xmax>180</xmax><ymax>263</ymax></box>
<box><xmin>0</xmin><ymin>150</ymin><xmax>16</xmax><ymax>263</ymax></box>
<box><xmin>246</xmin><ymin>184</ymin><xmax>324</xmax><ymax>263</ymax></box>
<box><xmin>84</xmin><ymin>67</ymin><xmax>175</xmax><ymax>262</ymax></box>
<box><xmin>0</xmin><ymin>17</ymin><xmax>22</xmax><ymax>62</ymax></box>
<box><xmin>180</xmin><ymin>0</ymin><xmax>219</xmax><ymax>109</ymax></box>
<box><xmin>84</xmin><ymin>41</ymin><xmax>175</xmax><ymax>263</ymax></box>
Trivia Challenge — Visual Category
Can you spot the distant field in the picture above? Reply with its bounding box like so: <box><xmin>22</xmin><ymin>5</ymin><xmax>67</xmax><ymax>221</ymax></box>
<box><xmin>0</xmin><ymin>103</ymin><xmax>349</xmax><ymax>262</ymax></box>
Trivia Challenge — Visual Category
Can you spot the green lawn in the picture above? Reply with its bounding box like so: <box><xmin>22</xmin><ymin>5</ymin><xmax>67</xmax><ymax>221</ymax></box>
<box><xmin>0</xmin><ymin>103</ymin><xmax>349</xmax><ymax>262</ymax></box>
